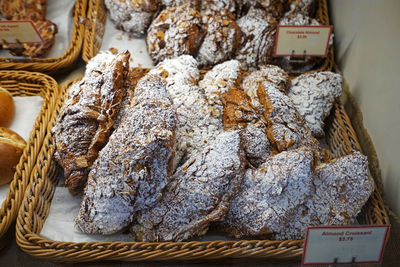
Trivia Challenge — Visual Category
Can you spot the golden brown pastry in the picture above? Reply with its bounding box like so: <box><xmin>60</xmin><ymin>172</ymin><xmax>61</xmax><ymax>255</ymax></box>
<box><xmin>196</xmin><ymin>9</ymin><xmax>242</xmax><ymax>68</ymax></box>
<box><xmin>146</xmin><ymin>3</ymin><xmax>204</xmax><ymax>64</ymax></box>
<box><xmin>0</xmin><ymin>127</ymin><xmax>26</xmax><ymax>186</ymax></box>
<box><xmin>52</xmin><ymin>51</ymin><xmax>130</xmax><ymax>195</ymax></box>
<box><xmin>131</xmin><ymin>130</ymin><xmax>245</xmax><ymax>242</ymax></box>
<box><xmin>0</xmin><ymin>87</ymin><xmax>15</xmax><ymax>127</ymax></box>
<box><xmin>76</xmin><ymin>73</ymin><xmax>177</xmax><ymax>235</ymax></box>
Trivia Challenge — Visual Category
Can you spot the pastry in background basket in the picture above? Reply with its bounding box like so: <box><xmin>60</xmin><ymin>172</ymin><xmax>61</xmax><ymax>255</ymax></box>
<box><xmin>201</xmin><ymin>0</ymin><xmax>243</xmax><ymax>18</ymax></box>
<box><xmin>0</xmin><ymin>0</ymin><xmax>58</xmax><ymax>57</ymax></box>
<box><xmin>275</xmin><ymin>151</ymin><xmax>375</xmax><ymax>240</ymax></box>
<box><xmin>104</xmin><ymin>0</ymin><xmax>159</xmax><ymax>37</ymax></box>
<box><xmin>0</xmin><ymin>127</ymin><xmax>26</xmax><ymax>186</ymax></box>
<box><xmin>241</xmin><ymin>0</ymin><xmax>289</xmax><ymax>19</ymax></box>
<box><xmin>52</xmin><ymin>51</ymin><xmax>130</xmax><ymax>195</ymax></box>
<box><xmin>0</xmin><ymin>87</ymin><xmax>15</xmax><ymax>127</ymax></box>
<box><xmin>195</xmin><ymin>9</ymin><xmax>242</xmax><ymax>69</ymax></box>
<box><xmin>287</xmin><ymin>71</ymin><xmax>343</xmax><ymax>137</ymax></box>
<box><xmin>216</xmin><ymin>146</ymin><xmax>314</xmax><ymax>238</ymax></box>
<box><xmin>161</xmin><ymin>0</ymin><xmax>201</xmax><ymax>9</ymax></box>
<box><xmin>289</xmin><ymin>0</ymin><xmax>317</xmax><ymax>17</ymax></box>
<box><xmin>234</xmin><ymin>6</ymin><xmax>277</xmax><ymax>70</ymax></box>
<box><xmin>275</xmin><ymin>11</ymin><xmax>330</xmax><ymax>73</ymax></box>
<box><xmin>76</xmin><ymin>73</ymin><xmax>177</xmax><ymax>235</ymax></box>
<box><xmin>146</xmin><ymin>3</ymin><xmax>204</xmax><ymax>64</ymax></box>
<box><xmin>131</xmin><ymin>130</ymin><xmax>245</xmax><ymax>242</ymax></box>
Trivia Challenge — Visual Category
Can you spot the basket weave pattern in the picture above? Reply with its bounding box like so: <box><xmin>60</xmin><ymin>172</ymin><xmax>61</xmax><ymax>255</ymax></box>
<box><xmin>0</xmin><ymin>0</ymin><xmax>87</xmax><ymax>74</ymax></box>
<box><xmin>15</xmin><ymin>70</ymin><xmax>389</xmax><ymax>263</ymax></box>
<box><xmin>0</xmin><ymin>71</ymin><xmax>58</xmax><ymax>242</ymax></box>
<box><xmin>82</xmin><ymin>0</ymin><xmax>334</xmax><ymax>74</ymax></box>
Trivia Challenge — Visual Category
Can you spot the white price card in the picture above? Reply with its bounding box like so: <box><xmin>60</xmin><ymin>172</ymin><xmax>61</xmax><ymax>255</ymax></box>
<box><xmin>0</xmin><ymin>20</ymin><xmax>42</xmax><ymax>44</ymax></box>
<box><xmin>302</xmin><ymin>225</ymin><xmax>390</xmax><ymax>265</ymax></box>
<box><xmin>274</xmin><ymin>25</ymin><xmax>332</xmax><ymax>57</ymax></box>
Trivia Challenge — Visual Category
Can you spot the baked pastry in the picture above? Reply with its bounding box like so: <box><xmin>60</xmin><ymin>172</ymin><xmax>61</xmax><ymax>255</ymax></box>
<box><xmin>131</xmin><ymin>130</ymin><xmax>245</xmax><ymax>242</ymax></box>
<box><xmin>0</xmin><ymin>127</ymin><xmax>26</xmax><ymax>186</ymax></box>
<box><xmin>0</xmin><ymin>0</ymin><xmax>57</xmax><ymax>57</ymax></box>
<box><xmin>0</xmin><ymin>87</ymin><xmax>15</xmax><ymax>127</ymax></box>
<box><xmin>241</xmin><ymin>121</ymin><xmax>272</xmax><ymax>167</ymax></box>
<box><xmin>288</xmin><ymin>72</ymin><xmax>343</xmax><ymax>137</ymax></box>
<box><xmin>201</xmin><ymin>0</ymin><xmax>243</xmax><ymax>18</ymax></box>
<box><xmin>146</xmin><ymin>3</ymin><xmax>204</xmax><ymax>64</ymax></box>
<box><xmin>241</xmin><ymin>67</ymin><xmax>317</xmax><ymax>152</ymax></box>
<box><xmin>234</xmin><ymin>6</ymin><xmax>277</xmax><ymax>70</ymax></box>
<box><xmin>218</xmin><ymin>147</ymin><xmax>314</xmax><ymax>238</ymax></box>
<box><xmin>148</xmin><ymin>55</ymin><xmax>220</xmax><ymax>170</ymax></box>
<box><xmin>53</xmin><ymin>51</ymin><xmax>130</xmax><ymax>195</ymax></box>
<box><xmin>275</xmin><ymin>151</ymin><xmax>375</xmax><ymax>240</ymax></box>
<box><xmin>276</xmin><ymin>11</ymin><xmax>328</xmax><ymax>73</ymax></box>
<box><xmin>105</xmin><ymin>0</ymin><xmax>159</xmax><ymax>36</ymax></box>
<box><xmin>241</xmin><ymin>0</ymin><xmax>289</xmax><ymax>19</ymax></box>
<box><xmin>76</xmin><ymin>74</ymin><xmax>177</xmax><ymax>235</ymax></box>
<box><xmin>161</xmin><ymin>0</ymin><xmax>201</xmax><ymax>9</ymax></box>
<box><xmin>195</xmin><ymin>9</ymin><xmax>242</xmax><ymax>68</ymax></box>
<box><xmin>289</xmin><ymin>0</ymin><xmax>317</xmax><ymax>17</ymax></box>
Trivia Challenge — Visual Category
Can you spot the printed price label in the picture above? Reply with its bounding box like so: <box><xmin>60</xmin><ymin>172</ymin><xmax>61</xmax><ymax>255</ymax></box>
<box><xmin>274</xmin><ymin>25</ymin><xmax>332</xmax><ymax>57</ymax></box>
<box><xmin>302</xmin><ymin>225</ymin><xmax>390</xmax><ymax>265</ymax></box>
<box><xmin>0</xmin><ymin>20</ymin><xmax>42</xmax><ymax>44</ymax></box>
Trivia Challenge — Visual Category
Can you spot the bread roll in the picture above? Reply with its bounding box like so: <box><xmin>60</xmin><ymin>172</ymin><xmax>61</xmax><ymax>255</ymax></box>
<box><xmin>0</xmin><ymin>127</ymin><xmax>26</xmax><ymax>185</ymax></box>
<box><xmin>0</xmin><ymin>87</ymin><xmax>15</xmax><ymax>127</ymax></box>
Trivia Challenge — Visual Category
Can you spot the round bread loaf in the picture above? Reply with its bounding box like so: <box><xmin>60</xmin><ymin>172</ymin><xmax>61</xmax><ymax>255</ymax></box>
<box><xmin>0</xmin><ymin>127</ymin><xmax>26</xmax><ymax>186</ymax></box>
<box><xmin>0</xmin><ymin>87</ymin><xmax>15</xmax><ymax>127</ymax></box>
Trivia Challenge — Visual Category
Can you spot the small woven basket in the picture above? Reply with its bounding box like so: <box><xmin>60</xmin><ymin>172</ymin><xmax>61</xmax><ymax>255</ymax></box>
<box><xmin>0</xmin><ymin>0</ymin><xmax>87</xmax><ymax>74</ymax></box>
<box><xmin>15</xmin><ymin>69</ymin><xmax>389</xmax><ymax>263</ymax></box>
<box><xmin>0</xmin><ymin>70</ymin><xmax>59</xmax><ymax>248</ymax></box>
<box><xmin>82</xmin><ymin>0</ymin><xmax>334</xmax><ymax>73</ymax></box>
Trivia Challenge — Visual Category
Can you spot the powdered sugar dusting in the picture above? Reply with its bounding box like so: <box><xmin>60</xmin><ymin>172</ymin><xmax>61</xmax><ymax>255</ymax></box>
<box><xmin>288</xmin><ymin>71</ymin><xmax>343</xmax><ymax>136</ymax></box>
<box><xmin>131</xmin><ymin>130</ymin><xmax>245</xmax><ymax>242</ymax></box>
<box><xmin>242</xmin><ymin>121</ymin><xmax>272</xmax><ymax>167</ymax></box>
<box><xmin>275</xmin><ymin>151</ymin><xmax>375</xmax><ymax>240</ymax></box>
<box><xmin>220</xmin><ymin>147</ymin><xmax>314</xmax><ymax>238</ymax></box>
<box><xmin>75</xmin><ymin>74</ymin><xmax>177</xmax><ymax>235</ymax></box>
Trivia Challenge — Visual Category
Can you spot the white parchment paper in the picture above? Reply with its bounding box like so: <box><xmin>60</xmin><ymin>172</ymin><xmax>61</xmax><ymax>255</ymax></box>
<box><xmin>0</xmin><ymin>0</ymin><xmax>75</xmax><ymax>58</ymax></box>
<box><xmin>0</xmin><ymin>96</ymin><xmax>43</xmax><ymax>205</ymax></box>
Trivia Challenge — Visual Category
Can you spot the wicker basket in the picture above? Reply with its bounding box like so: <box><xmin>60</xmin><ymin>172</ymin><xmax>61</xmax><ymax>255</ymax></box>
<box><xmin>0</xmin><ymin>0</ymin><xmax>87</xmax><ymax>74</ymax></box>
<box><xmin>82</xmin><ymin>0</ymin><xmax>334</xmax><ymax>73</ymax></box>
<box><xmin>15</xmin><ymin>69</ymin><xmax>389</xmax><ymax>263</ymax></box>
<box><xmin>0</xmin><ymin>71</ymin><xmax>59</xmax><ymax>247</ymax></box>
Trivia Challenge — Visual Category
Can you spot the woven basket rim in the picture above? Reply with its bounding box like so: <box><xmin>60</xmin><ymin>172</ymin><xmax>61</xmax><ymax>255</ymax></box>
<box><xmin>82</xmin><ymin>0</ymin><xmax>334</xmax><ymax>74</ymax></box>
<box><xmin>0</xmin><ymin>0</ymin><xmax>87</xmax><ymax>74</ymax></box>
<box><xmin>14</xmin><ymin>70</ymin><xmax>389</xmax><ymax>263</ymax></box>
<box><xmin>0</xmin><ymin>70</ymin><xmax>59</xmax><ymax>242</ymax></box>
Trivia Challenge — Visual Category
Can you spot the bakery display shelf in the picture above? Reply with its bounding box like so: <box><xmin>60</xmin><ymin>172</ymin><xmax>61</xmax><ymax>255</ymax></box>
<box><xmin>0</xmin><ymin>0</ymin><xmax>87</xmax><ymax>74</ymax></box>
<box><xmin>0</xmin><ymin>70</ymin><xmax>59</xmax><ymax>245</ymax></box>
<box><xmin>15</xmin><ymin>69</ymin><xmax>389</xmax><ymax>263</ymax></box>
<box><xmin>82</xmin><ymin>0</ymin><xmax>334</xmax><ymax>74</ymax></box>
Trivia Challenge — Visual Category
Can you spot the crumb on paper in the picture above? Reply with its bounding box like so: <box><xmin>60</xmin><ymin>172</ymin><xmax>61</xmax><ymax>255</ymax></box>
<box><xmin>139</xmin><ymin>50</ymin><xmax>143</xmax><ymax>54</ymax></box>
<box><xmin>109</xmin><ymin>47</ymin><xmax>118</xmax><ymax>54</ymax></box>
<box><xmin>138</xmin><ymin>63</ymin><xmax>142</xmax><ymax>67</ymax></box>
<box><xmin>116</xmin><ymin>35</ymin><xmax>122</xmax><ymax>41</ymax></box>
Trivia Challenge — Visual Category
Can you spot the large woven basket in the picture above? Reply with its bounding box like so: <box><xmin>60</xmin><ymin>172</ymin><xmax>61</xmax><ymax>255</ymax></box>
<box><xmin>0</xmin><ymin>71</ymin><xmax>59</xmax><ymax>248</ymax></box>
<box><xmin>15</xmin><ymin>69</ymin><xmax>389</xmax><ymax>263</ymax></box>
<box><xmin>82</xmin><ymin>0</ymin><xmax>334</xmax><ymax>73</ymax></box>
<box><xmin>0</xmin><ymin>0</ymin><xmax>87</xmax><ymax>74</ymax></box>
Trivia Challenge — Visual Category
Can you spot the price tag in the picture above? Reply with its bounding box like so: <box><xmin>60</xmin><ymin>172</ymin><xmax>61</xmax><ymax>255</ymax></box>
<box><xmin>302</xmin><ymin>225</ymin><xmax>390</xmax><ymax>265</ymax></box>
<box><xmin>0</xmin><ymin>20</ymin><xmax>43</xmax><ymax>44</ymax></box>
<box><xmin>274</xmin><ymin>25</ymin><xmax>332</xmax><ymax>57</ymax></box>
